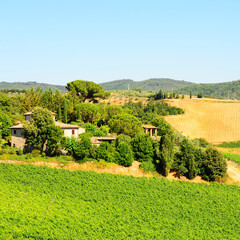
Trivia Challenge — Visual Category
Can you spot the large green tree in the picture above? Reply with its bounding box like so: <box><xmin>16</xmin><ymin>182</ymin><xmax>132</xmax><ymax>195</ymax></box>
<box><xmin>66</xmin><ymin>80</ymin><xmax>110</xmax><ymax>102</ymax></box>
<box><xmin>131</xmin><ymin>134</ymin><xmax>154</xmax><ymax>162</ymax></box>
<box><xmin>108</xmin><ymin>113</ymin><xmax>142</xmax><ymax>137</ymax></box>
<box><xmin>24</xmin><ymin>107</ymin><xmax>62</xmax><ymax>153</ymax></box>
<box><xmin>0</xmin><ymin>112</ymin><xmax>12</xmax><ymax>139</ymax></box>
<box><xmin>158</xmin><ymin>133</ymin><xmax>174</xmax><ymax>176</ymax></box>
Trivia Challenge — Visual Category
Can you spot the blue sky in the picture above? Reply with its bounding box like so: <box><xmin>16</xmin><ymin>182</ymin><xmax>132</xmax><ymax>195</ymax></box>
<box><xmin>0</xmin><ymin>0</ymin><xmax>240</xmax><ymax>85</ymax></box>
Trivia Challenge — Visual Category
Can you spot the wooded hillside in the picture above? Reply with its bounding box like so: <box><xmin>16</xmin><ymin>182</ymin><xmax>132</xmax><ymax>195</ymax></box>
<box><xmin>100</xmin><ymin>78</ymin><xmax>194</xmax><ymax>91</ymax></box>
<box><xmin>0</xmin><ymin>81</ymin><xmax>66</xmax><ymax>93</ymax></box>
<box><xmin>175</xmin><ymin>79</ymin><xmax>240</xmax><ymax>99</ymax></box>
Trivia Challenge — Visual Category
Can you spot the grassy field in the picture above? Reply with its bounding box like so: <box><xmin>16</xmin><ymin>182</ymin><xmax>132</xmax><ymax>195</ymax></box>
<box><xmin>0</xmin><ymin>163</ymin><xmax>239</xmax><ymax>239</ymax></box>
<box><xmin>222</xmin><ymin>152</ymin><xmax>240</xmax><ymax>166</ymax></box>
<box><xmin>164</xmin><ymin>98</ymin><xmax>240</xmax><ymax>144</ymax></box>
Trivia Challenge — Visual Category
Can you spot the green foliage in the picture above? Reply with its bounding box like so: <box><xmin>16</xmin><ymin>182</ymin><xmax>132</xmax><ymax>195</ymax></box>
<box><xmin>216</xmin><ymin>140</ymin><xmax>240</xmax><ymax>148</ymax></box>
<box><xmin>24</xmin><ymin>107</ymin><xmax>62</xmax><ymax>153</ymax></box>
<box><xmin>63</xmin><ymin>99</ymin><xmax>68</xmax><ymax>123</ymax></box>
<box><xmin>114</xmin><ymin>142</ymin><xmax>134</xmax><ymax>166</ymax></box>
<box><xmin>115</xmin><ymin>134</ymin><xmax>132</xmax><ymax>148</ymax></box>
<box><xmin>66</xmin><ymin>80</ymin><xmax>110</xmax><ymax>102</ymax></box>
<box><xmin>108</xmin><ymin>113</ymin><xmax>142</xmax><ymax>137</ymax></box>
<box><xmin>61</xmin><ymin>136</ymin><xmax>79</xmax><ymax>155</ymax></box>
<box><xmin>96</xmin><ymin>142</ymin><xmax>114</xmax><ymax>162</ymax></box>
<box><xmin>158</xmin><ymin>133</ymin><xmax>174</xmax><ymax>176</ymax></box>
<box><xmin>0</xmin><ymin>81</ymin><xmax>66</xmax><ymax>92</ymax></box>
<box><xmin>85</xmin><ymin>123</ymin><xmax>105</xmax><ymax>137</ymax></box>
<box><xmin>202</xmin><ymin>147</ymin><xmax>227</xmax><ymax>181</ymax></box>
<box><xmin>222</xmin><ymin>152</ymin><xmax>240</xmax><ymax>166</ymax></box>
<box><xmin>124</xmin><ymin>100</ymin><xmax>184</xmax><ymax>123</ymax></box>
<box><xmin>0</xmin><ymin>164</ymin><xmax>239</xmax><ymax>239</ymax></box>
<box><xmin>131</xmin><ymin>134</ymin><xmax>154</xmax><ymax>162</ymax></box>
<box><xmin>140</xmin><ymin>160</ymin><xmax>157</xmax><ymax>173</ymax></box>
<box><xmin>190</xmin><ymin>91</ymin><xmax>192</xmax><ymax>99</ymax></box>
<box><xmin>0</xmin><ymin>112</ymin><xmax>12</xmax><ymax>138</ymax></box>
<box><xmin>197</xmin><ymin>92</ymin><xmax>203</xmax><ymax>98</ymax></box>
<box><xmin>77</xmin><ymin>103</ymin><xmax>101</xmax><ymax>124</ymax></box>
<box><xmin>72</xmin><ymin>135</ymin><xmax>92</xmax><ymax>162</ymax></box>
<box><xmin>100</xmin><ymin>78</ymin><xmax>193</xmax><ymax>91</ymax></box>
<box><xmin>57</xmin><ymin>105</ymin><xmax>62</xmax><ymax>121</ymax></box>
<box><xmin>192</xmin><ymin>138</ymin><xmax>210</xmax><ymax>148</ymax></box>
<box><xmin>176</xmin><ymin>79</ymin><xmax>240</xmax><ymax>100</ymax></box>
<box><xmin>151</xmin><ymin>117</ymin><xmax>174</xmax><ymax>137</ymax></box>
<box><xmin>173</xmin><ymin>138</ymin><xmax>196</xmax><ymax>178</ymax></box>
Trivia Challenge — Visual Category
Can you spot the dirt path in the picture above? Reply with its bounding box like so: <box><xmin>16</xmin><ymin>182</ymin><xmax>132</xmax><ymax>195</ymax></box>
<box><xmin>0</xmin><ymin>160</ymin><xmax>239</xmax><ymax>185</ymax></box>
<box><xmin>227</xmin><ymin>161</ymin><xmax>240</xmax><ymax>183</ymax></box>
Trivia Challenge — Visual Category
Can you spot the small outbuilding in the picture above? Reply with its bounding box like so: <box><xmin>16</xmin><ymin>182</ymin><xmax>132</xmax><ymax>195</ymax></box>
<box><xmin>142</xmin><ymin>124</ymin><xmax>158</xmax><ymax>137</ymax></box>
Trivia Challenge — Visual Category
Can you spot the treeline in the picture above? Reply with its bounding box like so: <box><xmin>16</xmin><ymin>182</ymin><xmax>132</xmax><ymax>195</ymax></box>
<box><xmin>154</xmin><ymin>89</ymin><xmax>185</xmax><ymax>100</ymax></box>
<box><xmin>0</xmin><ymin>81</ymin><xmax>66</xmax><ymax>93</ymax></box>
<box><xmin>62</xmin><ymin>117</ymin><xmax>227</xmax><ymax>182</ymax></box>
<box><xmin>175</xmin><ymin>79</ymin><xmax>240</xmax><ymax>100</ymax></box>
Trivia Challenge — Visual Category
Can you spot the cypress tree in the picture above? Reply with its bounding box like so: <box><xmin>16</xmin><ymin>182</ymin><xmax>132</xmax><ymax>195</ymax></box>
<box><xmin>159</xmin><ymin>133</ymin><xmax>174</xmax><ymax>176</ymax></box>
<box><xmin>63</xmin><ymin>99</ymin><xmax>67</xmax><ymax>123</ymax></box>
<box><xmin>77</xmin><ymin>105</ymin><xmax>81</xmax><ymax>121</ymax></box>
<box><xmin>58</xmin><ymin>105</ymin><xmax>62</xmax><ymax>122</ymax></box>
<box><xmin>190</xmin><ymin>91</ymin><xmax>192</xmax><ymax>99</ymax></box>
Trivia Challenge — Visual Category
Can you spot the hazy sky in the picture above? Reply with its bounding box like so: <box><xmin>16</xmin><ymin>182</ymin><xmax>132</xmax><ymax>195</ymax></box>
<box><xmin>1</xmin><ymin>0</ymin><xmax>240</xmax><ymax>85</ymax></box>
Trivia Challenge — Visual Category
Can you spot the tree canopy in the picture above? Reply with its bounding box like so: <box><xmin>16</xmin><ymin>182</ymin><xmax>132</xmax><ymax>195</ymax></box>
<box><xmin>108</xmin><ymin>113</ymin><xmax>143</xmax><ymax>137</ymax></box>
<box><xmin>66</xmin><ymin>80</ymin><xmax>110</xmax><ymax>102</ymax></box>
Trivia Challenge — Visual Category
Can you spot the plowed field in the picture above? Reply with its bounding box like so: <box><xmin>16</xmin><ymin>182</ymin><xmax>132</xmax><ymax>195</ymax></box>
<box><xmin>165</xmin><ymin>99</ymin><xmax>240</xmax><ymax>144</ymax></box>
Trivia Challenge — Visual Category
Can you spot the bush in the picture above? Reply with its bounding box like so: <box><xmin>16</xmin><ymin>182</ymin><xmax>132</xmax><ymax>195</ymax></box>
<box><xmin>17</xmin><ymin>149</ymin><xmax>23</xmax><ymax>155</ymax></box>
<box><xmin>31</xmin><ymin>150</ymin><xmax>41</xmax><ymax>157</ymax></box>
<box><xmin>131</xmin><ymin>134</ymin><xmax>154</xmax><ymax>162</ymax></box>
<box><xmin>115</xmin><ymin>134</ymin><xmax>132</xmax><ymax>148</ymax></box>
<box><xmin>202</xmin><ymin>147</ymin><xmax>227</xmax><ymax>181</ymax></box>
<box><xmin>96</xmin><ymin>142</ymin><xmax>114</xmax><ymax>162</ymax></box>
<box><xmin>114</xmin><ymin>142</ymin><xmax>134</xmax><ymax>167</ymax></box>
<box><xmin>140</xmin><ymin>160</ymin><xmax>157</xmax><ymax>173</ymax></box>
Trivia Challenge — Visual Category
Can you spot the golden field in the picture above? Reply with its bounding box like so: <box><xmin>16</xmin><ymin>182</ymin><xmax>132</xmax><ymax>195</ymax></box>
<box><xmin>164</xmin><ymin>98</ymin><xmax>240</xmax><ymax>144</ymax></box>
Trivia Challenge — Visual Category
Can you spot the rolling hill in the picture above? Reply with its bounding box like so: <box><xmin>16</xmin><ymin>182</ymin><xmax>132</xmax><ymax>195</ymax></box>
<box><xmin>100</xmin><ymin>78</ymin><xmax>194</xmax><ymax>91</ymax></box>
<box><xmin>0</xmin><ymin>81</ymin><xmax>66</xmax><ymax>93</ymax></box>
<box><xmin>175</xmin><ymin>79</ymin><xmax>240</xmax><ymax>99</ymax></box>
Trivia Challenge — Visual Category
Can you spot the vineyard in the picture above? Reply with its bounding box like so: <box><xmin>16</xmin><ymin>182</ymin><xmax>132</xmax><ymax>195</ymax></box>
<box><xmin>0</xmin><ymin>164</ymin><xmax>239</xmax><ymax>239</ymax></box>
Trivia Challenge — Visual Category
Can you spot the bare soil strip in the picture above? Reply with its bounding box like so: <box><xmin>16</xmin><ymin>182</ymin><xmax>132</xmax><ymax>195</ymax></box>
<box><xmin>1</xmin><ymin>159</ymin><xmax>239</xmax><ymax>186</ymax></box>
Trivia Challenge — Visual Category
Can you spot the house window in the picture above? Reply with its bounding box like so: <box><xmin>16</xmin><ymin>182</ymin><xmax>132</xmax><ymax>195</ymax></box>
<box><xmin>72</xmin><ymin>130</ymin><xmax>75</xmax><ymax>135</ymax></box>
<box><xmin>14</xmin><ymin>130</ymin><xmax>16</xmax><ymax>135</ymax></box>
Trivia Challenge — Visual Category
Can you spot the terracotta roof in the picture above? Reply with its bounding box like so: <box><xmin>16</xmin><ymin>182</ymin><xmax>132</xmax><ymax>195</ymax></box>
<box><xmin>55</xmin><ymin>122</ymin><xmax>83</xmax><ymax>129</ymax></box>
<box><xmin>142</xmin><ymin>124</ymin><xmax>157</xmax><ymax>129</ymax></box>
<box><xmin>93</xmin><ymin>137</ymin><xmax>116</xmax><ymax>140</ymax></box>
<box><xmin>10</xmin><ymin>124</ymin><xmax>24</xmax><ymax>129</ymax></box>
<box><xmin>91</xmin><ymin>136</ymin><xmax>116</xmax><ymax>144</ymax></box>
<box><xmin>24</xmin><ymin>111</ymin><xmax>56</xmax><ymax>116</ymax></box>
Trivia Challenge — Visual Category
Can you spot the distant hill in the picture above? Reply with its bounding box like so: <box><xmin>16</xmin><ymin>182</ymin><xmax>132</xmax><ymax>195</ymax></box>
<box><xmin>0</xmin><ymin>81</ymin><xmax>66</xmax><ymax>93</ymax></box>
<box><xmin>100</xmin><ymin>78</ymin><xmax>194</xmax><ymax>91</ymax></box>
<box><xmin>175</xmin><ymin>79</ymin><xmax>240</xmax><ymax>100</ymax></box>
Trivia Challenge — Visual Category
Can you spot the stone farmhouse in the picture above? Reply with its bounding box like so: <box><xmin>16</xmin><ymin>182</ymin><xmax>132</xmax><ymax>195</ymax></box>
<box><xmin>10</xmin><ymin>112</ymin><xmax>85</xmax><ymax>149</ymax></box>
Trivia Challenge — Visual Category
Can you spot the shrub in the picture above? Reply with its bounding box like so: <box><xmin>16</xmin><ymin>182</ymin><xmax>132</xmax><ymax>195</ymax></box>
<box><xmin>96</xmin><ymin>142</ymin><xmax>114</xmax><ymax>162</ymax></box>
<box><xmin>17</xmin><ymin>149</ymin><xmax>23</xmax><ymax>155</ymax></box>
<box><xmin>202</xmin><ymin>147</ymin><xmax>227</xmax><ymax>181</ymax></box>
<box><xmin>114</xmin><ymin>142</ymin><xmax>134</xmax><ymax>167</ymax></box>
<box><xmin>140</xmin><ymin>160</ymin><xmax>157</xmax><ymax>173</ymax></box>
<box><xmin>115</xmin><ymin>134</ymin><xmax>132</xmax><ymax>148</ymax></box>
<box><xmin>31</xmin><ymin>149</ymin><xmax>41</xmax><ymax>157</ymax></box>
<box><xmin>131</xmin><ymin>134</ymin><xmax>154</xmax><ymax>162</ymax></box>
